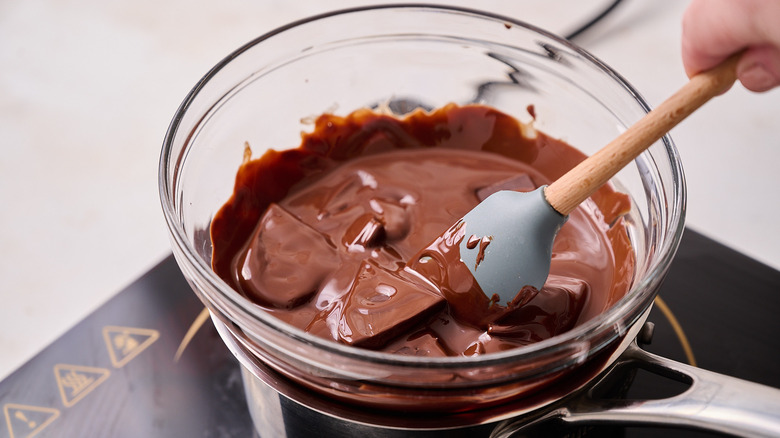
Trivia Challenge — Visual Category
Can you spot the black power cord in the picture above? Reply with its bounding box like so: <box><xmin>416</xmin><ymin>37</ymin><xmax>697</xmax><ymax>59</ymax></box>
<box><xmin>564</xmin><ymin>0</ymin><xmax>625</xmax><ymax>41</ymax></box>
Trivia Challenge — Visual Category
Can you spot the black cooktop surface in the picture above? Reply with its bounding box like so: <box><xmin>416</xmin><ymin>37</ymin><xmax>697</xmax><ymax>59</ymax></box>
<box><xmin>1</xmin><ymin>229</ymin><xmax>778</xmax><ymax>437</ymax></box>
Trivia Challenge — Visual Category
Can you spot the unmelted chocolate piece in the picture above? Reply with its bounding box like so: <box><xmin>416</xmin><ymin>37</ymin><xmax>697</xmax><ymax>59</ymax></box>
<box><xmin>476</xmin><ymin>173</ymin><xmax>536</xmax><ymax>201</ymax></box>
<box><xmin>237</xmin><ymin>203</ymin><xmax>339</xmax><ymax>308</ymax></box>
<box><xmin>488</xmin><ymin>275</ymin><xmax>589</xmax><ymax>340</ymax></box>
<box><xmin>339</xmin><ymin>262</ymin><xmax>445</xmax><ymax>349</ymax></box>
<box><xmin>368</xmin><ymin>197</ymin><xmax>411</xmax><ymax>241</ymax></box>
<box><xmin>343</xmin><ymin>213</ymin><xmax>386</xmax><ymax>249</ymax></box>
<box><xmin>341</xmin><ymin>197</ymin><xmax>412</xmax><ymax>250</ymax></box>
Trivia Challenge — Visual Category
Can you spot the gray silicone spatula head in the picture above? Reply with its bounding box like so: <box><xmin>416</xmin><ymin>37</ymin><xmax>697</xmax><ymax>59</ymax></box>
<box><xmin>458</xmin><ymin>186</ymin><xmax>566</xmax><ymax>301</ymax></box>
<box><xmin>450</xmin><ymin>55</ymin><xmax>739</xmax><ymax>304</ymax></box>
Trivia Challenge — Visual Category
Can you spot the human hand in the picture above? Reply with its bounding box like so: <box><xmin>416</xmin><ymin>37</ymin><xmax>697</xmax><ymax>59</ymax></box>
<box><xmin>682</xmin><ymin>0</ymin><xmax>780</xmax><ymax>92</ymax></box>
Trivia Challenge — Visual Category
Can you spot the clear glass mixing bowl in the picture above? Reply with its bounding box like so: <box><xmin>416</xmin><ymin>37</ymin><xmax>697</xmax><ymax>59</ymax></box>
<box><xmin>159</xmin><ymin>3</ymin><xmax>684</xmax><ymax>420</ymax></box>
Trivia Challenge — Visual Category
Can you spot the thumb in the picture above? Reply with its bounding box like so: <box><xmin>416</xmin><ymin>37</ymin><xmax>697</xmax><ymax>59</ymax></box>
<box><xmin>737</xmin><ymin>45</ymin><xmax>780</xmax><ymax>92</ymax></box>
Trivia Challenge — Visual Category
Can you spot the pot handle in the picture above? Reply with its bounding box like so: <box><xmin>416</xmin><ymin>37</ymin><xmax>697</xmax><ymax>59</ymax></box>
<box><xmin>493</xmin><ymin>341</ymin><xmax>780</xmax><ymax>437</ymax></box>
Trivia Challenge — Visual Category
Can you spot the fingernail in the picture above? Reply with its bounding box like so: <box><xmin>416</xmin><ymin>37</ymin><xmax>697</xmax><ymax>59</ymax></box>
<box><xmin>738</xmin><ymin>62</ymin><xmax>780</xmax><ymax>92</ymax></box>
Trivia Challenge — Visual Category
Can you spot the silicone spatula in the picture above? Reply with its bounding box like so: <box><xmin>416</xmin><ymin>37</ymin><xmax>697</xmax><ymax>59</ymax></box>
<box><xmin>456</xmin><ymin>55</ymin><xmax>740</xmax><ymax>304</ymax></box>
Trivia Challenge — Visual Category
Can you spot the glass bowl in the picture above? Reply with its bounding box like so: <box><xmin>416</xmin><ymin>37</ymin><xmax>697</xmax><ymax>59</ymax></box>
<box><xmin>159</xmin><ymin>3</ymin><xmax>685</xmax><ymax>428</ymax></box>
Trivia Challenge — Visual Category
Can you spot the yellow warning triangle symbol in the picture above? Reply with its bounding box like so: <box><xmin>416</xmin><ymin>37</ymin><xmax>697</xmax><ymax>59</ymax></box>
<box><xmin>102</xmin><ymin>325</ymin><xmax>160</xmax><ymax>368</ymax></box>
<box><xmin>3</xmin><ymin>403</ymin><xmax>60</xmax><ymax>438</ymax></box>
<box><xmin>53</xmin><ymin>364</ymin><xmax>110</xmax><ymax>407</ymax></box>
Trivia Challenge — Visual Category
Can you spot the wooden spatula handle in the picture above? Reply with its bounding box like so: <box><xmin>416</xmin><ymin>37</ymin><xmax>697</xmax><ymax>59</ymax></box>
<box><xmin>544</xmin><ymin>54</ymin><xmax>740</xmax><ymax>216</ymax></box>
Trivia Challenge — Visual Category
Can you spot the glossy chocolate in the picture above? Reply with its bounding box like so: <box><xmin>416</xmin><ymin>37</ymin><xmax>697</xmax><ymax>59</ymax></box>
<box><xmin>210</xmin><ymin>104</ymin><xmax>634</xmax><ymax>357</ymax></box>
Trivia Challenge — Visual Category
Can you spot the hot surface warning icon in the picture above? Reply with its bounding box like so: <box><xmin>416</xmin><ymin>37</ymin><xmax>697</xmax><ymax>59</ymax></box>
<box><xmin>102</xmin><ymin>326</ymin><xmax>159</xmax><ymax>368</ymax></box>
<box><xmin>53</xmin><ymin>364</ymin><xmax>110</xmax><ymax>407</ymax></box>
<box><xmin>3</xmin><ymin>403</ymin><xmax>60</xmax><ymax>438</ymax></box>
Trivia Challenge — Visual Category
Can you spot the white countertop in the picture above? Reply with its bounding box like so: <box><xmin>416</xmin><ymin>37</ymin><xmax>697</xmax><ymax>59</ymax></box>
<box><xmin>1</xmin><ymin>0</ymin><xmax>778</xmax><ymax>381</ymax></box>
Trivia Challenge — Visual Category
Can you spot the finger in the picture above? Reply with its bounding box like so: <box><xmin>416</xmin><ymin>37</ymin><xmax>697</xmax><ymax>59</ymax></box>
<box><xmin>681</xmin><ymin>0</ymin><xmax>780</xmax><ymax>78</ymax></box>
<box><xmin>737</xmin><ymin>44</ymin><xmax>780</xmax><ymax>92</ymax></box>
<box><xmin>682</xmin><ymin>0</ymin><xmax>753</xmax><ymax>76</ymax></box>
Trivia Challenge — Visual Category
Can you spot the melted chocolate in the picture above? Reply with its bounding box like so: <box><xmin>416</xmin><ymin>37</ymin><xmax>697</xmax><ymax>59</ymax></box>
<box><xmin>210</xmin><ymin>104</ymin><xmax>634</xmax><ymax>357</ymax></box>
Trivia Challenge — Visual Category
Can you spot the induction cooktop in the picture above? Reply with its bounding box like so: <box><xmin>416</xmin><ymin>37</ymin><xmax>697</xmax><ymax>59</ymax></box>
<box><xmin>1</xmin><ymin>229</ymin><xmax>778</xmax><ymax>437</ymax></box>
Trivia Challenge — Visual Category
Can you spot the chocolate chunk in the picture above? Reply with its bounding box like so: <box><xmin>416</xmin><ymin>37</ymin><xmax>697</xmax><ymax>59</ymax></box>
<box><xmin>333</xmin><ymin>173</ymin><xmax>371</xmax><ymax>209</ymax></box>
<box><xmin>343</xmin><ymin>213</ymin><xmax>386</xmax><ymax>249</ymax></box>
<box><xmin>368</xmin><ymin>197</ymin><xmax>411</xmax><ymax>241</ymax></box>
<box><xmin>508</xmin><ymin>285</ymin><xmax>540</xmax><ymax>308</ymax></box>
<box><xmin>476</xmin><ymin>173</ymin><xmax>535</xmax><ymax>201</ymax></box>
<box><xmin>488</xmin><ymin>275</ymin><xmax>588</xmax><ymax>340</ymax></box>
<box><xmin>237</xmin><ymin>203</ymin><xmax>339</xmax><ymax>309</ymax></box>
<box><xmin>339</xmin><ymin>262</ymin><xmax>445</xmax><ymax>349</ymax></box>
<box><xmin>341</xmin><ymin>196</ymin><xmax>412</xmax><ymax>250</ymax></box>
